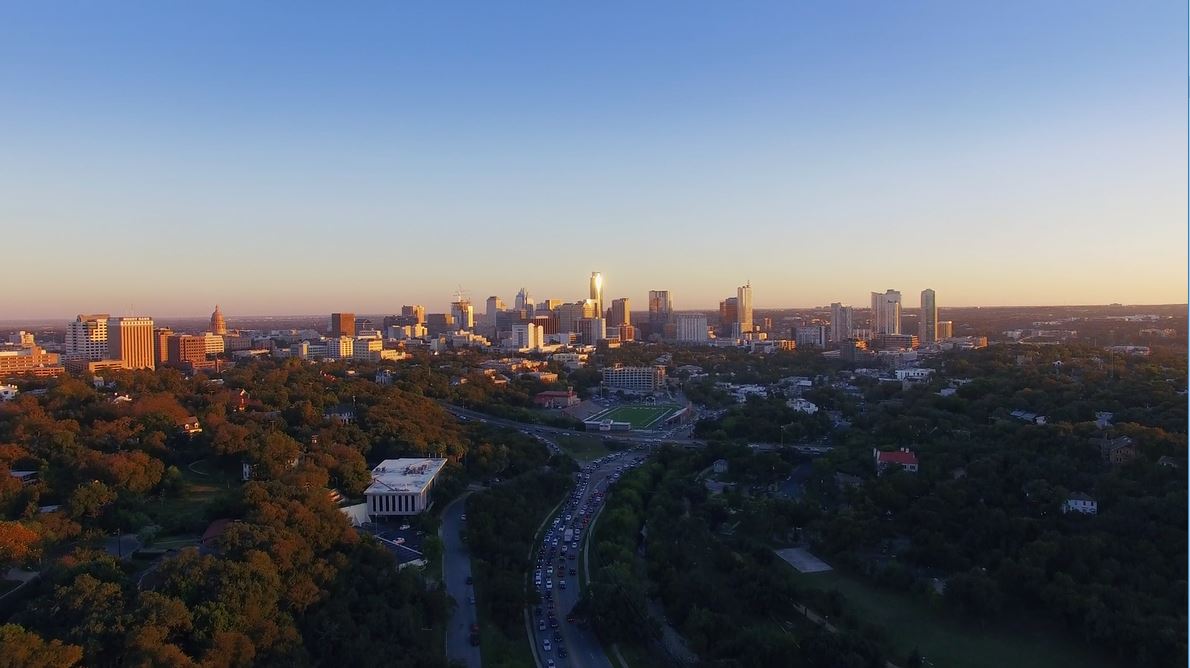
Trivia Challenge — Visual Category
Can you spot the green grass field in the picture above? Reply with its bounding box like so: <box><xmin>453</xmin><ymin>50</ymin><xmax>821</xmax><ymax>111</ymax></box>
<box><xmin>790</xmin><ymin>569</ymin><xmax>1121</xmax><ymax>668</ymax></box>
<box><xmin>554</xmin><ymin>434</ymin><xmax>614</xmax><ymax>463</ymax></box>
<box><xmin>596</xmin><ymin>404</ymin><xmax>676</xmax><ymax>429</ymax></box>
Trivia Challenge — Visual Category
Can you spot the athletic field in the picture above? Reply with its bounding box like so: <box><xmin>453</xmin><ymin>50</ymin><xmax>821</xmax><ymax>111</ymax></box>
<box><xmin>595</xmin><ymin>404</ymin><xmax>678</xmax><ymax>429</ymax></box>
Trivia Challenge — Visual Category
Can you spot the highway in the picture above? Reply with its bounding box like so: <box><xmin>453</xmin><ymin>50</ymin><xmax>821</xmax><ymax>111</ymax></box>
<box><xmin>528</xmin><ymin>443</ymin><xmax>648</xmax><ymax>668</ymax></box>
<box><xmin>442</xmin><ymin>493</ymin><xmax>482</xmax><ymax>668</ymax></box>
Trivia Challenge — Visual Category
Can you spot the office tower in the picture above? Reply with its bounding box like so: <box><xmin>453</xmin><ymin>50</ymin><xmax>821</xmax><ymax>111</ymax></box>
<box><xmin>617</xmin><ymin>324</ymin><xmax>636</xmax><ymax>342</ymax></box>
<box><xmin>425</xmin><ymin>313</ymin><xmax>455</xmax><ymax>336</ymax></box>
<box><xmin>401</xmin><ymin>305</ymin><xmax>426</xmax><ymax>324</ymax></box>
<box><xmin>515</xmin><ymin>288</ymin><xmax>532</xmax><ymax>312</ymax></box>
<box><xmin>154</xmin><ymin>327</ymin><xmax>173</xmax><ymax>367</ymax></box>
<box><xmin>511</xmin><ymin>322</ymin><xmax>544</xmax><ymax>350</ymax></box>
<box><xmin>540</xmin><ymin>299</ymin><xmax>562</xmax><ymax>312</ymax></box>
<box><xmin>609</xmin><ymin>298</ymin><xmax>630</xmax><ymax>327</ymax></box>
<box><xmin>578</xmin><ymin>317</ymin><xmax>606</xmax><ymax>345</ymax></box>
<box><xmin>589</xmin><ymin>272</ymin><xmax>604</xmax><ymax>317</ymax></box>
<box><xmin>109</xmin><ymin>317</ymin><xmax>155</xmax><ymax>369</ymax></box>
<box><xmin>65</xmin><ymin>314</ymin><xmax>110</xmax><ymax>361</ymax></box>
<box><xmin>486</xmin><ymin>296</ymin><xmax>505</xmax><ymax>338</ymax></box>
<box><xmin>830</xmin><ymin>303</ymin><xmax>854</xmax><ymax>343</ymax></box>
<box><xmin>210</xmin><ymin>305</ymin><xmax>227</xmax><ymax>335</ymax></box>
<box><xmin>737</xmin><ymin>282</ymin><xmax>753</xmax><ymax>334</ymax></box>
<box><xmin>761</xmin><ymin>317</ymin><xmax>772</xmax><ymax>333</ymax></box>
<box><xmin>167</xmin><ymin>334</ymin><xmax>208</xmax><ymax>368</ymax></box>
<box><xmin>676</xmin><ymin>313</ymin><xmax>710</xmax><ymax>342</ymax></box>
<box><xmin>919</xmin><ymin>289</ymin><xmax>938</xmax><ymax>344</ymax></box>
<box><xmin>330</xmin><ymin>313</ymin><xmax>355</xmax><ymax>337</ymax></box>
<box><xmin>8</xmin><ymin>331</ymin><xmax>35</xmax><ymax>348</ymax></box>
<box><xmin>648</xmin><ymin>290</ymin><xmax>673</xmax><ymax>328</ymax></box>
<box><xmin>937</xmin><ymin>320</ymin><xmax>954</xmax><ymax>339</ymax></box>
<box><xmin>719</xmin><ymin>298</ymin><xmax>738</xmax><ymax>330</ymax></box>
<box><xmin>450</xmin><ymin>300</ymin><xmax>474</xmax><ymax>331</ymax></box>
<box><xmin>870</xmin><ymin>290</ymin><xmax>902</xmax><ymax>335</ymax></box>
<box><xmin>556</xmin><ymin>301</ymin><xmax>596</xmax><ymax>334</ymax></box>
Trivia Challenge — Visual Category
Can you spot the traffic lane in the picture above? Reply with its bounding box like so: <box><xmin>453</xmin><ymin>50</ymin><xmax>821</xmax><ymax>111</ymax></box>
<box><xmin>535</xmin><ymin>457</ymin><xmax>640</xmax><ymax>667</ymax></box>
<box><xmin>442</xmin><ymin>495</ymin><xmax>481</xmax><ymax>668</ymax></box>
<box><xmin>557</xmin><ymin>458</ymin><xmax>643</xmax><ymax>667</ymax></box>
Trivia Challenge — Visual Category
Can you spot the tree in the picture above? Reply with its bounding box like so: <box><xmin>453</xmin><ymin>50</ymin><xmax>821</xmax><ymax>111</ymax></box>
<box><xmin>0</xmin><ymin>521</ymin><xmax>40</xmax><ymax>566</ymax></box>
<box><xmin>0</xmin><ymin>624</ymin><xmax>84</xmax><ymax>668</ymax></box>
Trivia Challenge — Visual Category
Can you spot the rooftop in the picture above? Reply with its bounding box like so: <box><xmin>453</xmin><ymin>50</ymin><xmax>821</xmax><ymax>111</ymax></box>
<box><xmin>366</xmin><ymin>458</ymin><xmax>448</xmax><ymax>495</ymax></box>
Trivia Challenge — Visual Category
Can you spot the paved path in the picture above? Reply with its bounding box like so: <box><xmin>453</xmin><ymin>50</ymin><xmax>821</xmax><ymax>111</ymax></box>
<box><xmin>442</xmin><ymin>493</ymin><xmax>481</xmax><ymax>668</ymax></box>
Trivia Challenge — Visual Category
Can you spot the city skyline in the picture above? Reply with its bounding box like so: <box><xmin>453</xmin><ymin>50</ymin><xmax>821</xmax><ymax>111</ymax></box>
<box><xmin>1</xmin><ymin>3</ymin><xmax>1185</xmax><ymax>318</ymax></box>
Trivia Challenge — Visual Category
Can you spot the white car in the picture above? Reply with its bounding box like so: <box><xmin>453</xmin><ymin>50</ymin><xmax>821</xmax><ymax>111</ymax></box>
<box><xmin>543</xmin><ymin>639</ymin><xmax>552</xmax><ymax>652</ymax></box>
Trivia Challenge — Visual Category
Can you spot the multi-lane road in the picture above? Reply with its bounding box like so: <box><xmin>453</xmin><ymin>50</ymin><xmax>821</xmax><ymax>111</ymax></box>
<box><xmin>442</xmin><ymin>493</ymin><xmax>481</xmax><ymax>668</ymax></box>
<box><xmin>440</xmin><ymin>402</ymin><xmax>669</xmax><ymax>668</ymax></box>
<box><xmin>528</xmin><ymin>446</ymin><xmax>648</xmax><ymax>668</ymax></box>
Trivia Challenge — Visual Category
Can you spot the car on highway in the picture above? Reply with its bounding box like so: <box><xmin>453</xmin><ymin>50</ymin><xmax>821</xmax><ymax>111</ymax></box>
<box><xmin>538</xmin><ymin>619</ymin><xmax>546</xmax><ymax>631</ymax></box>
<box><xmin>468</xmin><ymin>595</ymin><xmax>476</xmax><ymax>604</ymax></box>
<box><xmin>543</xmin><ymin>639</ymin><xmax>552</xmax><ymax>652</ymax></box>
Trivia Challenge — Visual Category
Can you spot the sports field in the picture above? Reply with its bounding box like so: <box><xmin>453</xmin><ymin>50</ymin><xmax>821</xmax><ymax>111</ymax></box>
<box><xmin>596</xmin><ymin>404</ymin><xmax>677</xmax><ymax>429</ymax></box>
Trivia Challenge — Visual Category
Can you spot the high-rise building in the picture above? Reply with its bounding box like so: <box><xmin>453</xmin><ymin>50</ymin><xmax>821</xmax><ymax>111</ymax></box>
<box><xmin>109</xmin><ymin>317</ymin><xmax>156</xmax><ymax>370</ymax></box>
<box><xmin>719</xmin><ymin>298</ymin><xmax>738</xmax><ymax>330</ymax></box>
<box><xmin>578</xmin><ymin>317</ymin><xmax>607</xmax><ymax>345</ymax></box>
<box><xmin>795</xmin><ymin>325</ymin><xmax>828</xmax><ymax>349</ymax></box>
<box><xmin>167</xmin><ymin>334</ymin><xmax>208</xmax><ymax>369</ymax></box>
<box><xmin>556</xmin><ymin>301</ymin><xmax>596</xmax><ymax>334</ymax></box>
<box><xmin>617</xmin><ymin>324</ymin><xmax>636</xmax><ymax>342</ymax></box>
<box><xmin>514</xmin><ymin>288</ymin><xmax>532</xmax><ymax>312</ymax></box>
<box><xmin>540</xmin><ymin>299</ymin><xmax>562</xmax><ymax>312</ymax></box>
<box><xmin>609</xmin><ymin>298</ymin><xmax>630</xmax><ymax>326</ymax></box>
<box><xmin>511</xmin><ymin>322</ymin><xmax>544</xmax><ymax>350</ymax></box>
<box><xmin>451</xmin><ymin>300</ymin><xmax>474</xmax><ymax>331</ymax></box>
<box><xmin>937</xmin><ymin>320</ymin><xmax>954</xmax><ymax>339</ymax></box>
<box><xmin>485</xmin><ymin>296</ymin><xmax>505</xmax><ymax>338</ymax></box>
<box><xmin>589</xmin><ymin>272</ymin><xmax>604</xmax><ymax>318</ymax></box>
<box><xmin>648</xmin><ymin>290</ymin><xmax>673</xmax><ymax>328</ymax></box>
<box><xmin>425</xmin><ymin>313</ymin><xmax>455</xmax><ymax>336</ymax></box>
<box><xmin>330</xmin><ymin>313</ymin><xmax>355</xmax><ymax>338</ymax></box>
<box><xmin>401</xmin><ymin>305</ymin><xmax>426</xmax><ymax>324</ymax></box>
<box><xmin>919</xmin><ymin>289</ymin><xmax>938</xmax><ymax>344</ymax></box>
<box><xmin>676</xmin><ymin>313</ymin><xmax>709</xmax><ymax>342</ymax></box>
<box><xmin>871</xmin><ymin>290</ymin><xmax>902</xmax><ymax>335</ymax></box>
<box><xmin>737</xmin><ymin>282</ymin><xmax>753</xmax><ymax>334</ymax></box>
<box><xmin>65</xmin><ymin>314</ymin><xmax>110</xmax><ymax>361</ymax></box>
<box><xmin>154</xmin><ymin>327</ymin><xmax>173</xmax><ymax>367</ymax></box>
<box><xmin>830</xmin><ymin>303</ymin><xmax>854</xmax><ymax>343</ymax></box>
<box><xmin>210</xmin><ymin>305</ymin><xmax>227</xmax><ymax>335</ymax></box>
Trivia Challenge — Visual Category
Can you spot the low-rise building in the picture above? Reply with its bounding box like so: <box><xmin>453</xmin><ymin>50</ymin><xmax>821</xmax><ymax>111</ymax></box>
<box><xmin>365</xmin><ymin>458</ymin><xmax>448</xmax><ymax>517</ymax></box>
<box><xmin>1095</xmin><ymin>436</ymin><xmax>1137</xmax><ymax>465</ymax></box>
<box><xmin>874</xmin><ymin>448</ymin><xmax>918</xmax><ymax>475</ymax></box>
<box><xmin>535</xmin><ymin>390</ymin><xmax>580</xmax><ymax>408</ymax></box>
<box><xmin>1062</xmin><ymin>492</ymin><xmax>1097</xmax><ymax>515</ymax></box>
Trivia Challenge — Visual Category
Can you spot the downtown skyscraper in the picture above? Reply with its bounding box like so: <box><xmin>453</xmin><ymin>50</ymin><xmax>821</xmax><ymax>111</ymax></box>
<box><xmin>735</xmin><ymin>282</ymin><xmax>753</xmax><ymax>338</ymax></box>
<box><xmin>871</xmin><ymin>289</ymin><xmax>902</xmax><ymax>335</ymax></box>
<box><xmin>589</xmin><ymin>272</ymin><xmax>604</xmax><ymax>317</ymax></box>
<box><xmin>919</xmin><ymin>288</ymin><xmax>938</xmax><ymax>344</ymax></box>
<box><xmin>830</xmin><ymin>302</ymin><xmax>854</xmax><ymax>343</ymax></box>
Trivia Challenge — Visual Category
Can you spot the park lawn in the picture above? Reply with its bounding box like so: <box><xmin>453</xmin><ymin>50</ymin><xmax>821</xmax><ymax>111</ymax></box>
<box><xmin>148</xmin><ymin>461</ymin><xmax>240</xmax><ymax>533</ymax></box>
<box><xmin>554</xmin><ymin>434</ymin><xmax>613</xmax><ymax>463</ymax></box>
<box><xmin>790</xmin><ymin>569</ymin><xmax>1122</xmax><ymax>668</ymax></box>
<box><xmin>600</xmin><ymin>405</ymin><xmax>674</xmax><ymax>429</ymax></box>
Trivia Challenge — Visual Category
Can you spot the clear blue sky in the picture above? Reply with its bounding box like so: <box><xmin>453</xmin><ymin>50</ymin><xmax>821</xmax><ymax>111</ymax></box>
<box><xmin>1</xmin><ymin>1</ymin><xmax>1185</xmax><ymax>317</ymax></box>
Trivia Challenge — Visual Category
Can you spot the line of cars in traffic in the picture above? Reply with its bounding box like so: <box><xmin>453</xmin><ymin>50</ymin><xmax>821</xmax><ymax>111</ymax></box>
<box><xmin>531</xmin><ymin>449</ymin><xmax>647</xmax><ymax>665</ymax></box>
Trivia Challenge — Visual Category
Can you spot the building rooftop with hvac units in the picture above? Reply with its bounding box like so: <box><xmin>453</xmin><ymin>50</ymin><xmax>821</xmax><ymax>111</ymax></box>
<box><xmin>365</xmin><ymin>458</ymin><xmax>449</xmax><ymax>517</ymax></box>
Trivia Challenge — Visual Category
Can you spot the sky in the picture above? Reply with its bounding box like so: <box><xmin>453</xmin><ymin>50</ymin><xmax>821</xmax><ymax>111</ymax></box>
<box><xmin>1</xmin><ymin>1</ymin><xmax>1185</xmax><ymax>318</ymax></box>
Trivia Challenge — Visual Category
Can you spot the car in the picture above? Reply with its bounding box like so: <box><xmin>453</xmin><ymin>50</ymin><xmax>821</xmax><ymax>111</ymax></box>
<box><xmin>468</xmin><ymin>595</ymin><xmax>476</xmax><ymax>605</ymax></box>
<box><xmin>569</xmin><ymin>568</ymin><xmax>576</xmax><ymax>576</ymax></box>
<box><xmin>558</xmin><ymin>646</ymin><xmax>568</xmax><ymax>658</ymax></box>
<box><xmin>543</xmin><ymin>639</ymin><xmax>552</xmax><ymax>652</ymax></box>
<box><xmin>465</xmin><ymin>576</ymin><xmax>473</xmax><ymax>585</ymax></box>
<box><xmin>547</xmin><ymin>661</ymin><xmax>556</xmax><ymax>668</ymax></box>
<box><xmin>559</xmin><ymin>580</ymin><xmax>566</xmax><ymax>590</ymax></box>
<box><xmin>460</xmin><ymin>514</ymin><xmax>467</xmax><ymax>521</ymax></box>
<box><xmin>550</xmin><ymin>617</ymin><xmax>559</xmax><ymax>628</ymax></box>
<box><xmin>398</xmin><ymin>523</ymin><xmax>411</xmax><ymax>531</ymax></box>
<box><xmin>553</xmin><ymin>630</ymin><xmax>562</xmax><ymax>641</ymax></box>
<box><xmin>538</xmin><ymin>620</ymin><xmax>546</xmax><ymax>631</ymax></box>
<box><xmin>535</xmin><ymin>606</ymin><xmax>542</xmax><ymax>617</ymax></box>
<box><xmin>470</xmin><ymin>623</ymin><xmax>480</xmax><ymax>634</ymax></box>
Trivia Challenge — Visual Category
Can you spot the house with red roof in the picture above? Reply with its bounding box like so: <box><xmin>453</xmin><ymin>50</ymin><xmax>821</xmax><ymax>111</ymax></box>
<box><xmin>874</xmin><ymin>448</ymin><xmax>919</xmax><ymax>475</ymax></box>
